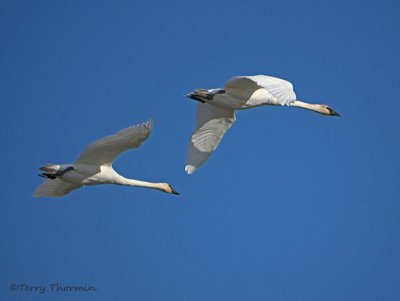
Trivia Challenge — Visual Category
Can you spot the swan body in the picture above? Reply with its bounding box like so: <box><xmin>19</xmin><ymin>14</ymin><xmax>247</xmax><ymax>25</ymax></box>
<box><xmin>185</xmin><ymin>75</ymin><xmax>341</xmax><ymax>174</ymax></box>
<box><xmin>34</xmin><ymin>120</ymin><xmax>179</xmax><ymax>197</ymax></box>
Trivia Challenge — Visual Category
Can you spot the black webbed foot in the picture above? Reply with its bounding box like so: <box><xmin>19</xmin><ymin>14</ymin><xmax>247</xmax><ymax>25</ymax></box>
<box><xmin>65</xmin><ymin>166</ymin><xmax>74</xmax><ymax>172</ymax></box>
<box><xmin>57</xmin><ymin>166</ymin><xmax>74</xmax><ymax>176</ymax></box>
<box><xmin>186</xmin><ymin>93</ymin><xmax>206</xmax><ymax>103</ymax></box>
<box><xmin>38</xmin><ymin>173</ymin><xmax>57</xmax><ymax>180</ymax></box>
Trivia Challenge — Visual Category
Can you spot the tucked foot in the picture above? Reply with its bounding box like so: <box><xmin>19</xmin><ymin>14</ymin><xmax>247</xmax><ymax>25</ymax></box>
<box><xmin>38</xmin><ymin>173</ymin><xmax>57</xmax><ymax>180</ymax></box>
<box><xmin>186</xmin><ymin>93</ymin><xmax>206</xmax><ymax>103</ymax></box>
<box><xmin>186</xmin><ymin>89</ymin><xmax>219</xmax><ymax>103</ymax></box>
<box><xmin>58</xmin><ymin>166</ymin><xmax>74</xmax><ymax>176</ymax></box>
<box><xmin>37</xmin><ymin>166</ymin><xmax>74</xmax><ymax>180</ymax></box>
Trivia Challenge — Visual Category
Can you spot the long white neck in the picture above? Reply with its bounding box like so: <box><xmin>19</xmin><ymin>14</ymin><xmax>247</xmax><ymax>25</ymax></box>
<box><xmin>290</xmin><ymin>100</ymin><xmax>326</xmax><ymax>114</ymax></box>
<box><xmin>115</xmin><ymin>175</ymin><xmax>165</xmax><ymax>191</ymax></box>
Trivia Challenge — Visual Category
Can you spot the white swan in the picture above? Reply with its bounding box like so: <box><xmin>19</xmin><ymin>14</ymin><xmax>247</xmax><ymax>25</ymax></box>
<box><xmin>185</xmin><ymin>75</ymin><xmax>341</xmax><ymax>174</ymax></box>
<box><xmin>33</xmin><ymin>120</ymin><xmax>179</xmax><ymax>197</ymax></box>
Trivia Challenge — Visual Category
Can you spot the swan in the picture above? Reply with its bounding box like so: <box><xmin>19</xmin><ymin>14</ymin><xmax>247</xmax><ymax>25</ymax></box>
<box><xmin>33</xmin><ymin>120</ymin><xmax>179</xmax><ymax>197</ymax></box>
<box><xmin>185</xmin><ymin>75</ymin><xmax>341</xmax><ymax>174</ymax></box>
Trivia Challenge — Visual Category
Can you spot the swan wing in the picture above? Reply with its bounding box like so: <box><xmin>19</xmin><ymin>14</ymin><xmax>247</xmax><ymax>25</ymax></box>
<box><xmin>76</xmin><ymin>120</ymin><xmax>153</xmax><ymax>166</ymax></box>
<box><xmin>185</xmin><ymin>104</ymin><xmax>235</xmax><ymax>174</ymax></box>
<box><xmin>225</xmin><ymin>75</ymin><xmax>296</xmax><ymax>105</ymax></box>
<box><xmin>33</xmin><ymin>178</ymin><xmax>82</xmax><ymax>197</ymax></box>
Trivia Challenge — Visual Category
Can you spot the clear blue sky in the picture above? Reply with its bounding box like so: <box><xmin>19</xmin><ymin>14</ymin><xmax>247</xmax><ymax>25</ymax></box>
<box><xmin>1</xmin><ymin>0</ymin><xmax>400</xmax><ymax>300</ymax></box>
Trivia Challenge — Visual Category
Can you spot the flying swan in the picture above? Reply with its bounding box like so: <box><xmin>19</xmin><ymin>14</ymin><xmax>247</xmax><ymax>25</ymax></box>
<box><xmin>33</xmin><ymin>120</ymin><xmax>179</xmax><ymax>197</ymax></box>
<box><xmin>185</xmin><ymin>75</ymin><xmax>341</xmax><ymax>174</ymax></box>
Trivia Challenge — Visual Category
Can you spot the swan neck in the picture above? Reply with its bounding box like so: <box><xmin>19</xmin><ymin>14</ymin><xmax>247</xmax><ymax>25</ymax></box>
<box><xmin>290</xmin><ymin>100</ymin><xmax>324</xmax><ymax>114</ymax></box>
<box><xmin>116</xmin><ymin>176</ymin><xmax>164</xmax><ymax>190</ymax></box>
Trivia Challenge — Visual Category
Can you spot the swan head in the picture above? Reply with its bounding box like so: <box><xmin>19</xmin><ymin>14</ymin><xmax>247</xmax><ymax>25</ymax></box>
<box><xmin>321</xmin><ymin>105</ymin><xmax>341</xmax><ymax>117</ymax></box>
<box><xmin>161</xmin><ymin>183</ymin><xmax>180</xmax><ymax>195</ymax></box>
<box><xmin>39</xmin><ymin>164</ymin><xmax>61</xmax><ymax>174</ymax></box>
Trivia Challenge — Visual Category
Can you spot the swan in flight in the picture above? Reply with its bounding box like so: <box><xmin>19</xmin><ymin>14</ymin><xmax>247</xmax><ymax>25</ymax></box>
<box><xmin>185</xmin><ymin>75</ymin><xmax>341</xmax><ymax>174</ymax></box>
<box><xmin>33</xmin><ymin>120</ymin><xmax>179</xmax><ymax>197</ymax></box>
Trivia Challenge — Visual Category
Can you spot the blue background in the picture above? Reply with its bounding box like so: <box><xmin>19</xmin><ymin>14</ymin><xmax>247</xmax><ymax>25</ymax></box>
<box><xmin>1</xmin><ymin>0</ymin><xmax>400</xmax><ymax>300</ymax></box>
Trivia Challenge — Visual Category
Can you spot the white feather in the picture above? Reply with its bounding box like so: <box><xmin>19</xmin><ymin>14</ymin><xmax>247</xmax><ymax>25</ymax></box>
<box><xmin>185</xmin><ymin>74</ymin><xmax>340</xmax><ymax>174</ymax></box>
<box><xmin>34</xmin><ymin>120</ymin><xmax>179</xmax><ymax>197</ymax></box>
<box><xmin>185</xmin><ymin>103</ymin><xmax>235</xmax><ymax>174</ymax></box>
<box><xmin>33</xmin><ymin>178</ymin><xmax>82</xmax><ymax>197</ymax></box>
<box><xmin>225</xmin><ymin>75</ymin><xmax>296</xmax><ymax>106</ymax></box>
<box><xmin>76</xmin><ymin>120</ymin><xmax>153</xmax><ymax>166</ymax></box>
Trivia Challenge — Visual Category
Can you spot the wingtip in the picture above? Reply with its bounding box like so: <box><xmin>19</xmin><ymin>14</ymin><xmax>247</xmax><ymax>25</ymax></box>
<box><xmin>145</xmin><ymin>119</ymin><xmax>154</xmax><ymax>129</ymax></box>
<box><xmin>185</xmin><ymin>165</ymin><xmax>196</xmax><ymax>175</ymax></box>
<box><xmin>32</xmin><ymin>187</ymin><xmax>41</xmax><ymax>197</ymax></box>
<box><xmin>32</xmin><ymin>190</ymin><xmax>45</xmax><ymax>198</ymax></box>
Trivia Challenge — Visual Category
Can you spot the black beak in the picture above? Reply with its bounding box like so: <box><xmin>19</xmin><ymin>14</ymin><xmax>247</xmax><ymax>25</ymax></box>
<box><xmin>170</xmin><ymin>186</ymin><xmax>180</xmax><ymax>195</ymax></box>
<box><xmin>171</xmin><ymin>189</ymin><xmax>180</xmax><ymax>195</ymax></box>
<box><xmin>328</xmin><ymin>107</ymin><xmax>342</xmax><ymax>117</ymax></box>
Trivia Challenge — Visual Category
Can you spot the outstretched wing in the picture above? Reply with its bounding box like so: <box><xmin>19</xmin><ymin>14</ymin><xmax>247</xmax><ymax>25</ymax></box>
<box><xmin>225</xmin><ymin>75</ymin><xmax>296</xmax><ymax>105</ymax></box>
<box><xmin>185</xmin><ymin>104</ymin><xmax>235</xmax><ymax>174</ymax></box>
<box><xmin>75</xmin><ymin>120</ymin><xmax>153</xmax><ymax>166</ymax></box>
<box><xmin>33</xmin><ymin>178</ymin><xmax>82</xmax><ymax>197</ymax></box>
